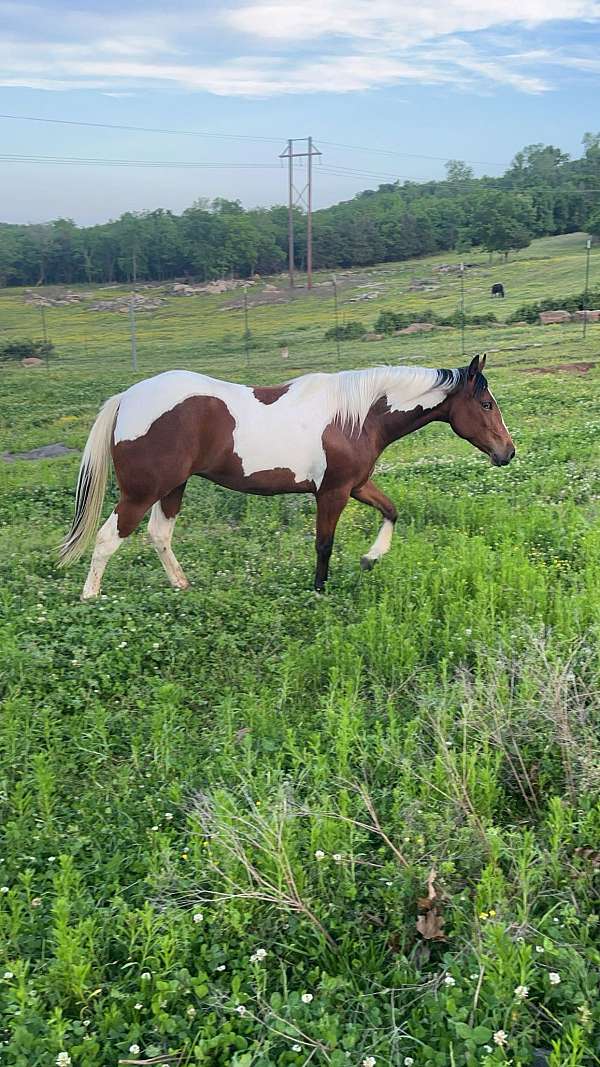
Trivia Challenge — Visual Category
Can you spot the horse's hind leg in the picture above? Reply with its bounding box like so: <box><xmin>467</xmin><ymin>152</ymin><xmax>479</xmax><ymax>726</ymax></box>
<box><xmin>351</xmin><ymin>479</ymin><xmax>398</xmax><ymax>571</ymax></box>
<box><xmin>148</xmin><ymin>483</ymin><xmax>189</xmax><ymax>590</ymax></box>
<box><xmin>81</xmin><ymin>497</ymin><xmax>149</xmax><ymax>600</ymax></box>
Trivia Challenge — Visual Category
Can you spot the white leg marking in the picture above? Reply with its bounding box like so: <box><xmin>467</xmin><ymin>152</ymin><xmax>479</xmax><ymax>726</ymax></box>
<box><xmin>148</xmin><ymin>502</ymin><xmax>189</xmax><ymax>590</ymax></box>
<box><xmin>81</xmin><ymin>512</ymin><xmax>122</xmax><ymax>600</ymax></box>
<box><xmin>363</xmin><ymin>518</ymin><xmax>395</xmax><ymax>563</ymax></box>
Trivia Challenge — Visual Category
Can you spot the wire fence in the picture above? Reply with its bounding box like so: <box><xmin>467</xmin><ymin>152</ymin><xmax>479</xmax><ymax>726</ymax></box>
<box><xmin>1</xmin><ymin>242</ymin><xmax>597</xmax><ymax>385</ymax></box>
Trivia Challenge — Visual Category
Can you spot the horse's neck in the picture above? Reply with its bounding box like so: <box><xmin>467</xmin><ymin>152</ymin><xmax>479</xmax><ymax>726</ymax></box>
<box><xmin>368</xmin><ymin>401</ymin><xmax>447</xmax><ymax>452</ymax></box>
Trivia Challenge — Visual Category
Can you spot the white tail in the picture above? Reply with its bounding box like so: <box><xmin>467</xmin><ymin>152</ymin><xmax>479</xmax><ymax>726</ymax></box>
<box><xmin>59</xmin><ymin>393</ymin><xmax>122</xmax><ymax>567</ymax></box>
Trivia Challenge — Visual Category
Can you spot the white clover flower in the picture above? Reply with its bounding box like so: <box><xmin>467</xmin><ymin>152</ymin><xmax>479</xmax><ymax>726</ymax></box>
<box><xmin>216</xmin><ymin>964</ymin><xmax>226</xmax><ymax>972</ymax></box>
<box><xmin>549</xmin><ymin>972</ymin><xmax>561</xmax><ymax>985</ymax></box>
<box><xmin>141</xmin><ymin>971</ymin><xmax>151</xmax><ymax>980</ymax></box>
<box><xmin>404</xmin><ymin>1059</ymin><xmax>415</xmax><ymax>1066</ymax></box>
<box><xmin>514</xmin><ymin>985</ymin><xmax>529</xmax><ymax>1000</ymax></box>
<box><xmin>3</xmin><ymin>971</ymin><xmax>14</xmax><ymax>980</ymax></box>
<box><xmin>134</xmin><ymin>1002</ymin><xmax>143</xmax><ymax>1010</ymax></box>
<box><xmin>362</xmin><ymin>1058</ymin><xmax>376</xmax><ymax>1067</ymax></box>
<box><xmin>469</xmin><ymin>973</ymin><xmax>479</xmax><ymax>980</ymax></box>
<box><xmin>292</xmin><ymin>1045</ymin><xmax>302</xmax><ymax>1053</ymax></box>
<box><xmin>333</xmin><ymin>853</ymin><xmax>343</xmax><ymax>863</ymax></box>
<box><xmin>235</xmin><ymin>1004</ymin><xmax>247</xmax><ymax>1016</ymax></box>
<box><xmin>1</xmin><ymin>886</ymin><xmax>9</xmax><ymax>894</ymax></box>
<box><xmin>164</xmin><ymin>812</ymin><xmax>174</xmax><ymax>821</ymax></box>
<box><xmin>301</xmin><ymin>992</ymin><xmax>313</xmax><ymax>1003</ymax></box>
<box><xmin>314</xmin><ymin>850</ymin><xmax>325</xmax><ymax>861</ymax></box>
<box><xmin>250</xmin><ymin>947</ymin><xmax>267</xmax><ymax>963</ymax></box>
<box><xmin>192</xmin><ymin>912</ymin><xmax>204</xmax><ymax>923</ymax></box>
<box><xmin>56</xmin><ymin>1055</ymin><xmax>72</xmax><ymax>1067</ymax></box>
<box><xmin>444</xmin><ymin>975</ymin><xmax>456</xmax><ymax>986</ymax></box>
<box><xmin>129</xmin><ymin>1045</ymin><xmax>140</xmax><ymax>1055</ymax></box>
<box><xmin>186</xmin><ymin>1005</ymin><xmax>197</xmax><ymax>1018</ymax></box>
<box><xmin>493</xmin><ymin>1030</ymin><xmax>507</xmax><ymax>1046</ymax></box>
<box><xmin>535</xmin><ymin>945</ymin><xmax>544</xmax><ymax>953</ymax></box>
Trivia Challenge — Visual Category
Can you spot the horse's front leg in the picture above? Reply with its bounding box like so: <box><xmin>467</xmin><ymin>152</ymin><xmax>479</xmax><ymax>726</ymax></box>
<box><xmin>314</xmin><ymin>488</ymin><xmax>349</xmax><ymax>592</ymax></box>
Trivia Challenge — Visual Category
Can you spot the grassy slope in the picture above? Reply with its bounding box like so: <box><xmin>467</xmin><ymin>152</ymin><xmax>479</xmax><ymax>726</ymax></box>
<box><xmin>0</xmin><ymin>234</ymin><xmax>599</xmax><ymax>1067</ymax></box>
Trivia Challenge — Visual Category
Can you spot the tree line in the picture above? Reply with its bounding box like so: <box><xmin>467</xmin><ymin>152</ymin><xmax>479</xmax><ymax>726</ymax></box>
<box><xmin>1</xmin><ymin>135</ymin><xmax>599</xmax><ymax>288</ymax></box>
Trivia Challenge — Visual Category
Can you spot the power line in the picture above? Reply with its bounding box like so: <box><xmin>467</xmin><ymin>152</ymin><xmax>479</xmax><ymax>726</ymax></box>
<box><xmin>0</xmin><ymin>112</ymin><xmax>283</xmax><ymax>143</ymax></box>
<box><xmin>319</xmin><ymin>139</ymin><xmax>507</xmax><ymax>168</ymax></box>
<box><xmin>0</xmin><ymin>152</ymin><xmax>283</xmax><ymax>170</ymax></box>
<box><xmin>0</xmin><ymin>113</ymin><xmax>507</xmax><ymax>167</ymax></box>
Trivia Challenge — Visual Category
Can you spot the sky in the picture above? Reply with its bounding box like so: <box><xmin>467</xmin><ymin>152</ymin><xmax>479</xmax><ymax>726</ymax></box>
<box><xmin>1</xmin><ymin>0</ymin><xmax>600</xmax><ymax>225</ymax></box>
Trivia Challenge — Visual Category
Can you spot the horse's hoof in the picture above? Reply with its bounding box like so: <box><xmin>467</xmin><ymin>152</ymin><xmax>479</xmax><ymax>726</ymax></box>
<box><xmin>360</xmin><ymin>556</ymin><xmax>376</xmax><ymax>571</ymax></box>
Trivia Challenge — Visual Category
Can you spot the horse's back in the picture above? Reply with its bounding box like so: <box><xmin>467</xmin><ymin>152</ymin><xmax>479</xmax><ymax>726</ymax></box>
<box><xmin>114</xmin><ymin>370</ymin><xmax>244</xmax><ymax>445</ymax></box>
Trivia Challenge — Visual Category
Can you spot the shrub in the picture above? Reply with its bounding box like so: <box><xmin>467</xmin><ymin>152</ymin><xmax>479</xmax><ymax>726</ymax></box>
<box><xmin>0</xmin><ymin>338</ymin><xmax>55</xmax><ymax>362</ymax></box>
<box><xmin>507</xmin><ymin>287</ymin><xmax>600</xmax><ymax>324</ymax></box>
<box><xmin>324</xmin><ymin>321</ymin><xmax>367</xmax><ymax>341</ymax></box>
<box><xmin>374</xmin><ymin>309</ymin><xmax>497</xmax><ymax>333</ymax></box>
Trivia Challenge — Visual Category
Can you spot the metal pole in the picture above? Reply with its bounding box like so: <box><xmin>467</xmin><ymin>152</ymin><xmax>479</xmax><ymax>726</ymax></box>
<box><xmin>40</xmin><ymin>305</ymin><xmax>49</xmax><ymax>371</ymax></box>
<box><xmin>583</xmin><ymin>238</ymin><xmax>591</xmax><ymax>340</ymax></box>
<box><xmin>243</xmin><ymin>289</ymin><xmax>250</xmax><ymax>367</ymax></box>
<box><xmin>287</xmin><ymin>139</ymin><xmax>294</xmax><ymax>289</ymax></box>
<box><xmin>332</xmin><ymin>274</ymin><xmax>341</xmax><ymax>365</ymax></box>
<box><xmin>460</xmin><ymin>262</ymin><xmax>465</xmax><ymax>358</ymax></box>
<box><xmin>129</xmin><ymin>295</ymin><xmax>138</xmax><ymax>372</ymax></box>
<box><xmin>307</xmin><ymin>136</ymin><xmax>313</xmax><ymax>290</ymax></box>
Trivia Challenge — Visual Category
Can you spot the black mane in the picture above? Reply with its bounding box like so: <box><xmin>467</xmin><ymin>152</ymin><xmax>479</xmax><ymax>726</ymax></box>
<box><xmin>437</xmin><ymin>366</ymin><xmax>488</xmax><ymax>397</ymax></box>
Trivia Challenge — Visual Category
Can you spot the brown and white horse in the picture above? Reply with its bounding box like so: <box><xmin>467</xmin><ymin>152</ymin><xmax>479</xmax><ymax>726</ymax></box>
<box><xmin>60</xmin><ymin>354</ymin><xmax>514</xmax><ymax>597</ymax></box>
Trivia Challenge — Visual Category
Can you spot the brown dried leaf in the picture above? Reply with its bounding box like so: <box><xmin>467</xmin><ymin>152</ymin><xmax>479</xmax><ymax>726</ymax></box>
<box><xmin>416</xmin><ymin>908</ymin><xmax>446</xmax><ymax>941</ymax></box>
<box><xmin>416</xmin><ymin>868</ymin><xmax>447</xmax><ymax>941</ymax></box>
<box><xmin>574</xmin><ymin>847</ymin><xmax>600</xmax><ymax>868</ymax></box>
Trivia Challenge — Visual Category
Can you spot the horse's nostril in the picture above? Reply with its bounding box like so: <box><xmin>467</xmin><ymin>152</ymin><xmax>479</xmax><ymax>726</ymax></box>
<box><xmin>508</xmin><ymin>447</ymin><xmax>516</xmax><ymax>461</ymax></box>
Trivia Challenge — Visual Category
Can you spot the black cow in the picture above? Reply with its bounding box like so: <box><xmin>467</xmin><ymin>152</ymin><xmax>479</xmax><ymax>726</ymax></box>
<box><xmin>491</xmin><ymin>282</ymin><xmax>505</xmax><ymax>298</ymax></box>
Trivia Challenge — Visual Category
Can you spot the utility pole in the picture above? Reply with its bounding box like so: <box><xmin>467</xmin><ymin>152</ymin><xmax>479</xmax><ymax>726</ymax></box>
<box><xmin>279</xmin><ymin>138</ymin><xmax>322</xmax><ymax>289</ymax></box>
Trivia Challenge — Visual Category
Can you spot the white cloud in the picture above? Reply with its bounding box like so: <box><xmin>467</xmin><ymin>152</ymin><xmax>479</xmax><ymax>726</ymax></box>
<box><xmin>223</xmin><ymin>0</ymin><xmax>600</xmax><ymax>44</ymax></box>
<box><xmin>0</xmin><ymin>0</ymin><xmax>598</xmax><ymax>96</ymax></box>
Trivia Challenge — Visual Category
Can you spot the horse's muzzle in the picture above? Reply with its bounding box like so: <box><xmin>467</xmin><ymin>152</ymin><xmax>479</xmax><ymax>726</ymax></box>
<box><xmin>491</xmin><ymin>447</ymin><xmax>516</xmax><ymax>467</ymax></box>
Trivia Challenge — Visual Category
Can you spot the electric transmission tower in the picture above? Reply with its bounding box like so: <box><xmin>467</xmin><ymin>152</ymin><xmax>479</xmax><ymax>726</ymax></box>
<box><xmin>279</xmin><ymin>137</ymin><xmax>321</xmax><ymax>289</ymax></box>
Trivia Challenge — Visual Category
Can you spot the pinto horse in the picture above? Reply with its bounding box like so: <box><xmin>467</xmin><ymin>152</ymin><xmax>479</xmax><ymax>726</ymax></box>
<box><xmin>60</xmin><ymin>354</ymin><xmax>514</xmax><ymax>598</ymax></box>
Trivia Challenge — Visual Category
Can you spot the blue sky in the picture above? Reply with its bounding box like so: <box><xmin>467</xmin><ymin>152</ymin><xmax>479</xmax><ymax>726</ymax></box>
<box><xmin>1</xmin><ymin>0</ymin><xmax>600</xmax><ymax>224</ymax></box>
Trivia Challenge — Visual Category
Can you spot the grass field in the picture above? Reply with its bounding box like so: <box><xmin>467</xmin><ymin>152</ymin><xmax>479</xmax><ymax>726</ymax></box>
<box><xmin>1</xmin><ymin>233</ymin><xmax>600</xmax><ymax>1067</ymax></box>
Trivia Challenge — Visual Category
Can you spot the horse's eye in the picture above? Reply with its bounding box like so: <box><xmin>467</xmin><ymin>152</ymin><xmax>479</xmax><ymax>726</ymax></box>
<box><xmin>481</xmin><ymin>401</ymin><xmax>493</xmax><ymax>410</ymax></box>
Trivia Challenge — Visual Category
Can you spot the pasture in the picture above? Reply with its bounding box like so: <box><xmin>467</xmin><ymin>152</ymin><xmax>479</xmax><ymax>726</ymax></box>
<box><xmin>1</xmin><ymin>233</ymin><xmax>599</xmax><ymax>1067</ymax></box>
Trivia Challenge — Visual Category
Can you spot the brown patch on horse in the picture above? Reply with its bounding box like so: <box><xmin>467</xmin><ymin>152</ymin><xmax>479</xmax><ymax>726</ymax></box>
<box><xmin>525</xmin><ymin>362</ymin><xmax>594</xmax><ymax>375</ymax></box>
<box><xmin>252</xmin><ymin>384</ymin><xmax>290</xmax><ymax>405</ymax></box>
<box><xmin>112</xmin><ymin>394</ymin><xmax>313</xmax><ymax>512</ymax></box>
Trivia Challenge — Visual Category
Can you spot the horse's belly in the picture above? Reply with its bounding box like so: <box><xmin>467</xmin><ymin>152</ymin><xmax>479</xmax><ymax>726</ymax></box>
<box><xmin>200</xmin><ymin>462</ymin><xmax>314</xmax><ymax>496</ymax></box>
<box><xmin>233</xmin><ymin>418</ymin><xmax>327</xmax><ymax>488</ymax></box>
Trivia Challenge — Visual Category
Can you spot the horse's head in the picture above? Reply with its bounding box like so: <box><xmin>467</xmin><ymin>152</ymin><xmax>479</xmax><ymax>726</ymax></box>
<box><xmin>445</xmin><ymin>354</ymin><xmax>515</xmax><ymax>466</ymax></box>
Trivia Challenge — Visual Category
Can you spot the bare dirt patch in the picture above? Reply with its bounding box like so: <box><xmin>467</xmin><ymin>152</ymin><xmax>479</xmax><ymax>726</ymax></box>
<box><xmin>1</xmin><ymin>443</ymin><xmax>78</xmax><ymax>462</ymax></box>
<box><xmin>526</xmin><ymin>362</ymin><xmax>595</xmax><ymax>375</ymax></box>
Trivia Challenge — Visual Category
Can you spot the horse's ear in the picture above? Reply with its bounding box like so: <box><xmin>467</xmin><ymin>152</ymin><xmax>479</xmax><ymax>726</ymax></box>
<box><xmin>479</xmin><ymin>353</ymin><xmax>487</xmax><ymax>373</ymax></box>
<box><xmin>467</xmin><ymin>355</ymin><xmax>480</xmax><ymax>380</ymax></box>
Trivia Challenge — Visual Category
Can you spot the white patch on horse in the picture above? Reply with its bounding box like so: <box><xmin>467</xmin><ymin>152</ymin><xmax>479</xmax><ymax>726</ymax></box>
<box><xmin>489</xmin><ymin>390</ymin><xmax>509</xmax><ymax>435</ymax></box>
<box><xmin>148</xmin><ymin>502</ymin><xmax>189</xmax><ymax>589</ymax></box>
<box><xmin>114</xmin><ymin>367</ymin><xmax>452</xmax><ymax>490</ymax></box>
<box><xmin>81</xmin><ymin>511</ymin><xmax>122</xmax><ymax>600</ymax></box>
<box><xmin>363</xmin><ymin>518</ymin><xmax>395</xmax><ymax>563</ymax></box>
